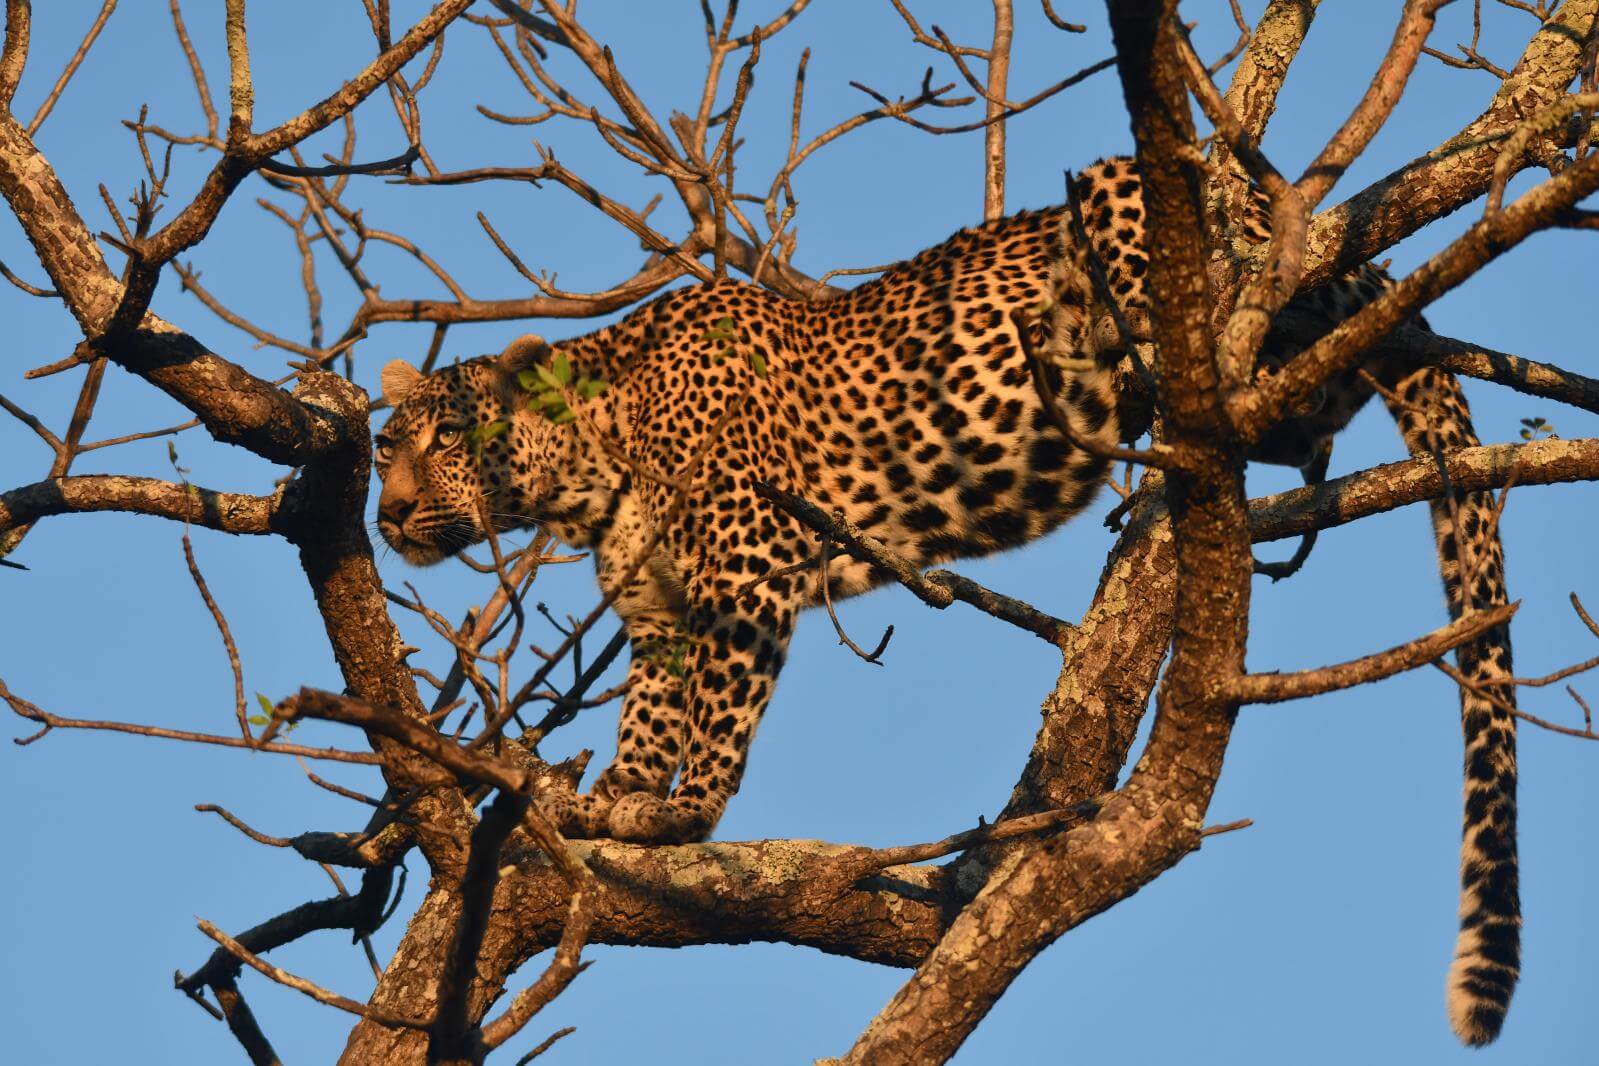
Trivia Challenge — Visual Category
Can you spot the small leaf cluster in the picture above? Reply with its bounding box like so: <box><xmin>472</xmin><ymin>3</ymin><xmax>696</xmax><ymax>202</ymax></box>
<box><xmin>636</xmin><ymin>632</ymin><xmax>696</xmax><ymax>678</ymax></box>
<box><xmin>517</xmin><ymin>352</ymin><xmax>608</xmax><ymax>424</ymax></box>
<box><xmin>700</xmin><ymin>314</ymin><xmax>767</xmax><ymax>378</ymax></box>
<box><xmin>1519</xmin><ymin>416</ymin><xmax>1557</xmax><ymax>441</ymax></box>
<box><xmin>246</xmin><ymin>692</ymin><xmax>295</xmax><ymax>731</ymax></box>
<box><xmin>468</xmin><ymin>420</ymin><xmax>509</xmax><ymax>449</ymax></box>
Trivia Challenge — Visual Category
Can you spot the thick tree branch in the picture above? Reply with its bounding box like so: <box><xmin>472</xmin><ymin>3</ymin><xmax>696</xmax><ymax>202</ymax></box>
<box><xmin>211</xmin><ymin>977</ymin><xmax>282</xmax><ymax>1066</ymax></box>
<box><xmin>1247</xmin><ymin>436</ymin><xmax>1599</xmax><ymax>543</ymax></box>
<box><xmin>0</xmin><ymin>475</ymin><xmax>280</xmax><ymax>537</ymax></box>
<box><xmin>1222</xmin><ymin>0</ymin><xmax>1318</xmax><ymax>139</ymax></box>
<box><xmin>1230</xmin><ymin>146</ymin><xmax>1599</xmax><ymax>441</ymax></box>
<box><xmin>1391</xmin><ymin>326</ymin><xmax>1599</xmax><ymax>415</ymax></box>
<box><xmin>838</xmin><ymin>5</ymin><xmax>1246</xmax><ymax>1059</ymax></box>
<box><xmin>1273</xmin><ymin>0</ymin><xmax>1598</xmax><ymax>290</ymax></box>
<box><xmin>0</xmin><ymin>0</ymin><xmax>29</xmax><ymax>111</ymax></box>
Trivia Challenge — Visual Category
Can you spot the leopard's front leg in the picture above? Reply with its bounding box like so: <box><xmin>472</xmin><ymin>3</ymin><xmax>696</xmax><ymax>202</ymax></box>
<box><xmin>536</xmin><ymin>499</ymin><xmax>693</xmax><ymax>838</ymax></box>
<box><xmin>589</xmin><ymin>612</ymin><xmax>691</xmax><ymax>803</ymax></box>
<box><xmin>606</xmin><ymin>556</ymin><xmax>802</xmax><ymax>844</ymax></box>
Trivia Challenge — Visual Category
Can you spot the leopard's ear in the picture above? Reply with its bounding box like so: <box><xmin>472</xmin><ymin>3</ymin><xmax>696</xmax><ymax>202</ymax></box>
<box><xmin>380</xmin><ymin>360</ymin><xmax>423</xmax><ymax>407</ymax></box>
<box><xmin>498</xmin><ymin>334</ymin><xmax>551</xmax><ymax>373</ymax></box>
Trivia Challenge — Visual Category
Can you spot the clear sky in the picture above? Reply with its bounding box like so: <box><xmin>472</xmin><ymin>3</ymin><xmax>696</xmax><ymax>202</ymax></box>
<box><xmin>2</xmin><ymin>3</ymin><xmax>1595</xmax><ymax>1064</ymax></box>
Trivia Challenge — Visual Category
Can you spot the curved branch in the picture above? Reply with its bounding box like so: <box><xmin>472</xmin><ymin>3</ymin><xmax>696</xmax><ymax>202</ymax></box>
<box><xmin>1229</xmin><ymin>601</ymin><xmax>1520</xmax><ymax>703</ymax></box>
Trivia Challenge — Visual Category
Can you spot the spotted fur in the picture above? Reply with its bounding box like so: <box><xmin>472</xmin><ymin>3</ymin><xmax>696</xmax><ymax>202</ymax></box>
<box><xmin>375</xmin><ymin>156</ymin><xmax>1517</xmax><ymax>1043</ymax></box>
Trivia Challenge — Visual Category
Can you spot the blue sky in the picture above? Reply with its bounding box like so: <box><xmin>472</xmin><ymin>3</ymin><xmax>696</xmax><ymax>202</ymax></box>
<box><xmin>2</xmin><ymin>3</ymin><xmax>1595</xmax><ymax>1063</ymax></box>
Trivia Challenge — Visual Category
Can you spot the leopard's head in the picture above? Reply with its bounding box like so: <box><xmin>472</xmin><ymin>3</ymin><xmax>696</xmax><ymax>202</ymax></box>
<box><xmin>374</xmin><ymin>335</ymin><xmax>561</xmax><ymax>565</ymax></box>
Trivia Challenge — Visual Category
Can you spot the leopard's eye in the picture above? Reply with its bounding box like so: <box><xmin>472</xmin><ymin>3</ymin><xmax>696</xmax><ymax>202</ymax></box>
<box><xmin>375</xmin><ymin>441</ymin><xmax>394</xmax><ymax>463</ymax></box>
<box><xmin>435</xmin><ymin>427</ymin><xmax>463</xmax><ymax>450</ymax></box>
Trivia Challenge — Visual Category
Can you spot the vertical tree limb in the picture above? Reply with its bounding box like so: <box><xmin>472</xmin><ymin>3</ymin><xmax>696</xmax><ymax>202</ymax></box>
<box><xmin>983</xmin><ymin>0</ymin><xmax>1013</xmax><ymax>220</ymax></box>
<box><xmin>0</xmin><ymin>0</ymin><xmax>32</xmax><ymax>111</ymax></box>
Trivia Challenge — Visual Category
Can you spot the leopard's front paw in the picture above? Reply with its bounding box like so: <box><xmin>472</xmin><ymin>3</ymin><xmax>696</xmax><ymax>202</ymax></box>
<box><xmin>535</xmin><ymin>788</ymin><xmax>614</xmax><ymax>839</ymax></box>
<box><xmin>606</xmin><ymin>792</ymin><xmax>712</xmax><ymax>844</ymax></box>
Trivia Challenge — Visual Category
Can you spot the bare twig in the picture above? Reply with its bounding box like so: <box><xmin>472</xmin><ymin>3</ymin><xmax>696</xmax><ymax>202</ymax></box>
<box><xmin>169</xmin><ymin>0</ymin><xmax>218</xmax><ymax>141</ymax></box>
<box><xmin>0</xmin><ymin>256</ymin><xmax>57</xmax><ymax>296</ymax></box>
<box><xmin>180</xmin><ymin>529</ymin><xmax>249</xmax><ymax>740</ymax></box>
<box><xmin>751</xmin><ymin>481</ymin><xmax>1072</xmax><ymax>643</ymax></box>
<box><xmin>25</xmin><ymin>0</ymin><xmax>116</xmax><ymax>136</ymax></box>
<box><xmin>3</xmin><ymin>680</ymin><xmax>380</xmax><ymax>765</ymax></box>
<box><xmin>1295</xmin><ymin>0</ymin><xmax>1452</xmax><ymax>210</ymax></box>
<box><xmin>195</xmin><ymin>803</ymin><xmax>291</xmax><ymax>848</ymax></box>
<box><xmin>1229</xmin><ymin>602</ymin><xmax>1518</xmax><ymax>703</ymax></box>
<box><xmin>1435</xmin><ymin>660</ymin><xmax>1599</xmax><ymax>740</ymax></box>
<box><xmin>197</xmin><ymin>920</ymin><xmax>428</xmax><ymax>1030</ymax></box>
<box><xmin>845</xmin><ymin>801</ymin><xmax>1101</xmax><ymax>876</ymax></box>
<box><xmin>817</xmin><ymin>526</ymin><xmax>893</xmax><ymax>664</ymax></box>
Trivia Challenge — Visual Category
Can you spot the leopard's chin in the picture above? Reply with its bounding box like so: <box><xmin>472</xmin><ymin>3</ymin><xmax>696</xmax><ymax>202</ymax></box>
<box><xmin>379</xmin><ymin>524</ymin><xmax>474</xmax><ymax>566</ymax></box>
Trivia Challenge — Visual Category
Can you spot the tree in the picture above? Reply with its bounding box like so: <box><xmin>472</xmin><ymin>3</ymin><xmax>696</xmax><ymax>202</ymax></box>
<box><xmin>2</xmin><ymin>1</ymin><xmax>1597</xmax><ymax>1062</ymax></box>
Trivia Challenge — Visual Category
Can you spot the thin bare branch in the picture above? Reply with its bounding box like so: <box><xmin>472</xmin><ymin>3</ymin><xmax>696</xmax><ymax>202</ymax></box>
<box><xmin>0</xmin><ymin>255</ymin><xmax>56</xmax><ymax>296</ymax></box>
<box><xmin>197</xmin><ymin>919</ymin><xmax>428</xmax><ymax>1030</ymax></box>
<box><xmin>25</xmin><ymin>0</ymin><xmax>115</xmax><ymax>136</ymax></box>
<box><xmin>1295</xmin><ymin>0</ymin><xmax>1451</xmax><ymax>209</ymax></box>
<box><xmin>1229</xmin><ymin>601</ymin><xmax>1518</xmax><ymax>703</ymax></box>
<box><xmin>2</xmin><ymin>680</ymin><xmax>381</xmax><ymax>764</ymax></box>
<box><xmin>752</xmin><ymin>480</ymin><xmax>1072</xmax><ymax>643</ymax></box>
<box><xmin>180</xmin><ymin>528</ymin><xmax>249</xmax><ymax>739</ymax></box>
<box><xmin>169</xmin><ymin>0</ymin><xmax>217</xmax><ymax>141</ymax></box>
<box><xmin>984</xmin><ymin>2</ymin><xmax>1014</xmax><ymax>220</ymax></box>
<box><xmin>195</xmin><ymin>803</ymin><xmax>291</xmax><ymax>848</ymax></box>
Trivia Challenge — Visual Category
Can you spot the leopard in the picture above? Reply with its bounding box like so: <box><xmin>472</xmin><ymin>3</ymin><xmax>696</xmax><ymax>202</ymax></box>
<box><xmin>374</xmin><ymin>156</ymin><xmax>1519</xmax><ymax>1046</ymax></box>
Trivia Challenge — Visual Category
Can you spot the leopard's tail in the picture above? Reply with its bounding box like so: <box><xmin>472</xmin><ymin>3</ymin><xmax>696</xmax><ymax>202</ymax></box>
<box><xmin>1382</xmin><ymin>367</ymin><xmax>1520</xmax><ymax>1046</ymax></box>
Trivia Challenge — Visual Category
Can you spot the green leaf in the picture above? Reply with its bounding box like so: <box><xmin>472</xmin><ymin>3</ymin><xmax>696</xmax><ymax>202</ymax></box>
<box><xmin>256</xmin><ymin>693</ymin><xmax>275</xmax><ymax>718</ymax></box>
<box><xmin>517</xmin><ymin>369</ymin><xmax>540</xmax><ymax>392</ymax></box>
<box><xmin>247</xmin><ymin>714</ymin><xmax>272</xmax><ymax>727</ymax></box>
<box><xmin>577</xmin><ymin>377</ymin><xmax>609</xmax><ymax>399</ymax></box>
<box><xmin>699</xmin><ymin>317</ymin><xmax>737</xmax><ymax>344</ymax></box>
<box><xmin>468</xmin><ymin>420</ymin><xmax>509</xmax><ymax>446</ymax></box>
<box><xmin>749</xmin><ymin>351</ymin><xmax>767</xmax><ymax>378</ymax></box>
<box><xmin>552</xmin><ymin>353</ymin><xmax>573</xmax><ymax>386</ymax></box>
<box><xmin>550</xmin><ymin>408</ymin><xmax>577</xmax><ymax>425</ymax></box>
<box><xmin>535</xmin><ymin>364</ymin><xmax>562</xmax><ymax>390</ymax></box>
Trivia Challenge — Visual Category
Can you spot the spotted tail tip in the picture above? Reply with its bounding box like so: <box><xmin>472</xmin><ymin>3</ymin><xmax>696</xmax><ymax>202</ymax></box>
<box><xmin>1446</xmin><ymin>928</ymin><xmax>1519</xmax><ymax>1046</ymax></box>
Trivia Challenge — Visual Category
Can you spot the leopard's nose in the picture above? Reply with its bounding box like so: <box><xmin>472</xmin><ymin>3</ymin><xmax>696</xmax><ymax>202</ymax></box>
<box><xmin>379</xmin><ymin>496</ymin><xmax>416</xmax><ymax>527</ymax></box>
